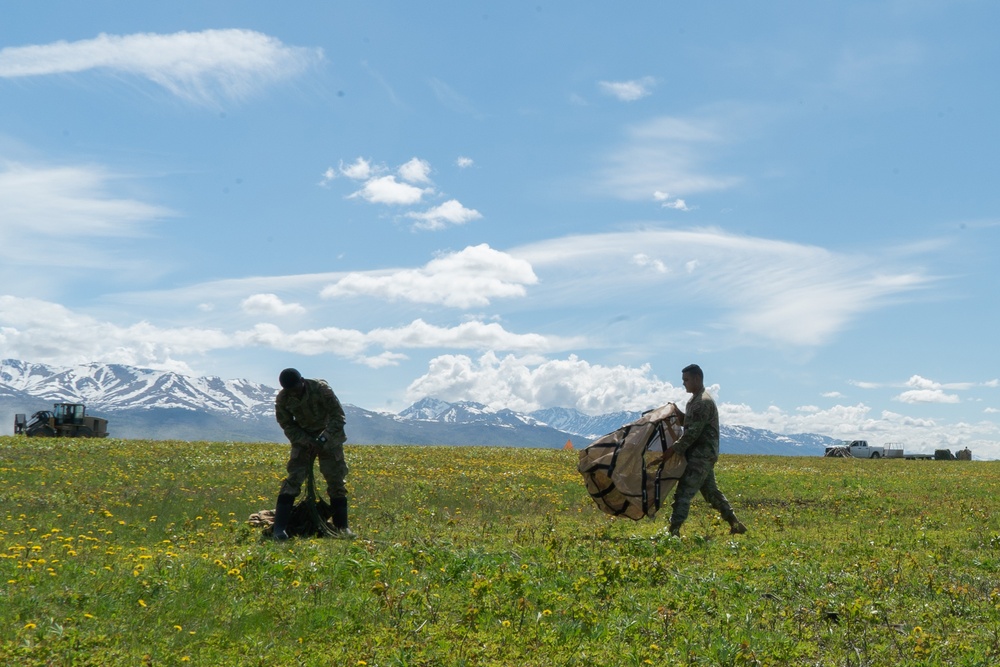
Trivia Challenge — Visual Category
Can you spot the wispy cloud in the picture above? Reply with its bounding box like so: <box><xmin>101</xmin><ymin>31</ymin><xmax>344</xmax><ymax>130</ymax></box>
<box><xmin>598</xmin><ymin>76</ymin><xmax>656</xmax><ymax>102</ymax></box>
<box><xmin>321</xmin><ymin>244</ymin><xmax>534</xmax><ymax>308</ymax></box>
<box><xmin>511</xmin><ymin>228</ymin><xmax>935</xmax><ymax>347</ymax></box>
<box><xmin>600</xmin><ymin>115</ymin><xmax>741</xmax><ymax>201</ymax></box>
<box><xmin>0</xmin><ymin>160</ymin><xmax>171</xmax><ymax>240</ymax></box>
<box><xmin>0</xmin><ymin>29</ymin><xmax>322</xmax><ymax>107</ymax></box>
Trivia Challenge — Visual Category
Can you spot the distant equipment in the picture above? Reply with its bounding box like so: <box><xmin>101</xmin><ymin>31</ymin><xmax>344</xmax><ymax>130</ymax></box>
<box><xmin>13</xmin><ymin>403</ymin><xmax>109</xmax><ymax>438</ymax></box>
<box><xmin>824</xmin><ymin>439</ymin><xmax>972</xmax><ymax>460</ymax></box>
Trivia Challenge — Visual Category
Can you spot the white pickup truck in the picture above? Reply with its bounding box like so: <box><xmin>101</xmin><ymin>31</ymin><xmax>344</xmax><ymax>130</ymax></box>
<box><xmin>825</xmin><ymin>440</ymin><xmax>904</xmax><ymax>459</ymax></box>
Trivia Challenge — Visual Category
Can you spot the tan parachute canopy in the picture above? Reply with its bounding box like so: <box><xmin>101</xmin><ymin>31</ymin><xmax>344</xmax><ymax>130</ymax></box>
<box><xmin>577</xmin><ymin>403</ymin><xmax>686</xmax><ymax>521</ymax></box>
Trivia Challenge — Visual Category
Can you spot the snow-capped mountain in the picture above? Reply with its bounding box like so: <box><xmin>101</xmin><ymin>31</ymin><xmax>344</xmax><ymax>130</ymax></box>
<box><xmin>529</xmin><ymin>406</ymin><xmax>640</xmax><ymax>440</ymax></box>
<box><xmin>528</xmin><ymin>405</ymin><xmax>833</xmax><ymax>455</ymax></box>
<box><xmin>1</xmin><ymin>359</ymin><xmax>275</xmax><ymax>418</ymax></box>
<box><xmin>400</xmin><ymin>397</ymin><xmax>546</xmax><ymax>429</ymax></box>
<box><xmin>0</xmin><ymin>359</ymin><xmax>835</xmax><ymax>454</ymax></box>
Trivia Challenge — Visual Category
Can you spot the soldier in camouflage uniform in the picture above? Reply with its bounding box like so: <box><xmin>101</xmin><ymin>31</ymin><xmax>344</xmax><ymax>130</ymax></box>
<box><xmin>271</xmin><ymin>368</ymin><xmax>354</xmax><ymax>539</ymax></box>
<box><xmin>665</xmin><ymin>364</ymin><xmax>747</xmax><ymax>537</ymax></box>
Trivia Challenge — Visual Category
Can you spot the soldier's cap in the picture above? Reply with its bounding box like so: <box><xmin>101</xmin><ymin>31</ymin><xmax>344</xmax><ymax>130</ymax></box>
<box><xmin>279</xmin><ymin>368</ymin><xmax>304</xmax><ymax>390</ymax></box>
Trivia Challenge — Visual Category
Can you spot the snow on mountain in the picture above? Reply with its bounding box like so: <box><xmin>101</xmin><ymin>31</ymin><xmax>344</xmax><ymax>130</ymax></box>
<box><xmin>0</xmin><ymin>359</ymin><xmax>836</xmax><ymax>453</ymax></box>
<box><xmin>0</xmin><ymin>359</ymin><xmax>276</xmax><ymax>419</ymax></box>
<box><xmin>530</xmin><ymin>406</ymin><xmax>640</xmax><ymax>440</ymax></box>
<box><xmin>400</xmin><ymin>398</ymin><xmax>545</xmax><ymax>429</ymax></box>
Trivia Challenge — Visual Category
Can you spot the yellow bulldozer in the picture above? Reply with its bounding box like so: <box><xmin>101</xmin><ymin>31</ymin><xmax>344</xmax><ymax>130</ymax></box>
<box><xmin>14</xmin><ymin>403</ymin><xmax>109</xmax><ymax>438</ymax></box>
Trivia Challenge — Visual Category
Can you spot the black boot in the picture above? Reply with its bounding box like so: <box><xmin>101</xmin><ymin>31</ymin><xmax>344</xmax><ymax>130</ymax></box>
<box><xmin>329</xmin><ymin>496</ymin><xmax>356</xmax><ymax>539</ymax></box>
<box><xmin>272</xmin><ymin>493</ymin><xmax>296</xmax><ymax>540</ymax></box>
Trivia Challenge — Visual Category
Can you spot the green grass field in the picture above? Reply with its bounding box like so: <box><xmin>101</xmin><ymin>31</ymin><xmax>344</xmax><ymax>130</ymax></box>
<box><xmin>3</xmin><ymin>436</ymin><xmax>999</xmax><ymax>666</ymax></box>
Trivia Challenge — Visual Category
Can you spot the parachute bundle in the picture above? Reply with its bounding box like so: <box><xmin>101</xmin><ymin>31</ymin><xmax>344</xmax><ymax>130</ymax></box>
<box><xmin>577</xmin><ymin>403</ymin><xmax>686</xmax><ymax>520</ymax></box>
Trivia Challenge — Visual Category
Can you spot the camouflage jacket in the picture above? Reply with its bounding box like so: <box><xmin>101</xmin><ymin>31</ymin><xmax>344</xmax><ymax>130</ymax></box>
<box><xmin>275</xmin><ymin>379</ymin><xmax>346</xmax><ymax>445</ymax></box>
<box><xmin>672</xmin><ymin>390</ymin><xmax>720</xmax><ymax>462</ymax></box>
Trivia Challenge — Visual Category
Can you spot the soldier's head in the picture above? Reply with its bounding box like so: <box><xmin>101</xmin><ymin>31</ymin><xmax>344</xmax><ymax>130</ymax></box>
<box><xmin>279</xmin><ymin>368</ymin><xmax>306</xmax><ymax>395</ymax></box>
<box><xmin>681</xmin><ymin>364</ymin><xmax>704</xmax><ymax>394</ymax></box>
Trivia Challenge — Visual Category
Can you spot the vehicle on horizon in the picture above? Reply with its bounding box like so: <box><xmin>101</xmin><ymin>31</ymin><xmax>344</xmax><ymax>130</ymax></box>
<box><xmin>824</xmin><ymin>440</ymin><xmax>903</xmax><ymax>459</ymax></box>
<box><xmin>14</xmin><ymin>403</ymin><xmax>109</xmax><ymax>438</ymax></box>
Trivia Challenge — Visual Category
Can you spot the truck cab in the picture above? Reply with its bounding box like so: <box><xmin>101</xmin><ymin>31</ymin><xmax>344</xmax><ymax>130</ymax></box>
<box><xmin>846</xmin><ymin>440</ymin><xmax>880</xmax><ymax>458</ymax></box>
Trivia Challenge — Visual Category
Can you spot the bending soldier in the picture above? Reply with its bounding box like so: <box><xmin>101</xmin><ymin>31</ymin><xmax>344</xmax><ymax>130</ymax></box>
<box><xmin>272</xmin><ymin>368</ymin><xmax>354</xmax><ymax>540</ymax></box>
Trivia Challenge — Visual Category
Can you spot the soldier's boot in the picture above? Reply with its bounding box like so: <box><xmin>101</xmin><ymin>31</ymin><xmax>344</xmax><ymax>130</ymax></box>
<box><xmin>728</xmin><ymin>517</ymin><xmax>747</xmax><ymax>535</ymax></box>
<box><xmin>668</xmin><ymin>522</ymin><xmax>682</xmax><ymax>537</ymax></box>
<box><xmin>330</xmin><ymin>496</ymin><xmax>356</xmax><ymax>539</ymax></box>
<box><xmin>272</xmin><ymin>494</ymin><xmax>296</xmax><ymax>541</ymax></box>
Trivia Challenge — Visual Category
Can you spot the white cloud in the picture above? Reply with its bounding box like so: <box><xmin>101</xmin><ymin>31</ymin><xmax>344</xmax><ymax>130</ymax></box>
<box><xmin>601</xmin><ymin>115</ymin><xmax>741</xmax><ymax>201</ymax></box>
<box><xmin>0</xmin><ymin>29</ymin><xmax>322</xmax><ymax>107</ymax></box>
<box><xmin>630</xmin><ymin>253</ymin><xmax>667</xmax><ymax>274</ymax></box>
<box><xmin>0</xmin><ymin>160</ymin><xmax>173</xmax><ymax>288</ymax></box>
<box><xmin>510</xmin><ymin>228</ymin><xmax>934</xmax><ymax>347</ymax></box>
<box><xmin>339</xmin><ymin>157</ymin><xmax>374</xmax><ymax>181</ymax></box>
<box><xmin>321</xmin><ymin>244</ymin><xmax>536</xmax><ymax>307</ymax></box>
<box><xmin>598</xmin><ymin>77</ymin><xmax>656</xmax><ymax>102</ymax></box>
<box><xmin>240</xmin><ymin>318</ymin><xmax>580</xmax><ymax>367</ymax></box>
<box><xmin>0</xmin><ymin>160</ymin><xmax>171</xmax><ymax>240</ymax></box>
<box><xmin>0</xmin><ymin>295</ymin><xmax>577</xmax><ymax>372</ymax></box>
<box><xmin>0</xmin><ymin>295</ymin><xmax>229</xmax><ymax>373</ymax></box>
<box><xmin>406</xmin><ymin>352</ymin><xmax>684</xmax><ymax>414</ymax></box>
<box><xmin>406</xmin><ymin>199</ymin><xmax>482</xmax><ymax>231</ymax></box>
<box><xmin>348</xmin><ymin>175</ymin><xmax>430</xmax><ymax>205</ymax></box>
<box><xmin>822</xmin><ymin>391</ymin><xmax>844</xmax><ymax>398</ymax></box>
<box><xmin>398</xmin><ymin>158</ymin><xmax>432</xmax><ymax>184</ymax></box>
<box><xmin>851</xmin><ymin>380</ymin><xmax>882</xmax><ymax>389</ymax></box>
<box><xmin>895</xmin><ymin>389</ymin><xmax>960</xmax><ymax>404</ymax></box>
<box><xmin>240</xmin><ymin>293</ymin><xmax>306</xmax><ymax>316</ymax></box>
<box><xmin>318</xmin><ymin>167</ymin><xmax>337</xmax><ymax>187</ymax></box>
<box><xmin>456</xmin><ymin>156</ymin><xmax>474</xmax><ymax>168</ymax></box>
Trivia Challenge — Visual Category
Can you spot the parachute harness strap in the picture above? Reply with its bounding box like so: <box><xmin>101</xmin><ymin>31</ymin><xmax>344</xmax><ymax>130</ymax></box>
<box><xmin>306</xmin><ymin>456</ymin><xmax>340</xmax><ymax>538</ymax></box>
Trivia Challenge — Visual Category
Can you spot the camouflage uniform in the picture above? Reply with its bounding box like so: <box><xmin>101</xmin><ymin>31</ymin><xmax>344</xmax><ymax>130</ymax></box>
<box><xmin>669</xmin><ymin>390</ymin><xmax>738</xmax><ymax>530</ymax></box>
<box><xmin>275</xmin><ymin>379</ymin><xmax>349</xmax><ymax>499</ymax></box>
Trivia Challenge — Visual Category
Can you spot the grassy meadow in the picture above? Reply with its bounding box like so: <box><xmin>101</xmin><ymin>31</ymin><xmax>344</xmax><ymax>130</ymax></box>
<box><xmin>2</xmin><ymin>436</ymin><xmax>1000</xmax><ymax>666</ymax></box>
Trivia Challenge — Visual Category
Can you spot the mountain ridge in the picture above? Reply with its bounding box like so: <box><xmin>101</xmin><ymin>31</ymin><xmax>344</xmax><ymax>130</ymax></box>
<box><xmin>0</xmin><ymin>359</ymin><xmax>834</xmax><ymax>454</ymax></box>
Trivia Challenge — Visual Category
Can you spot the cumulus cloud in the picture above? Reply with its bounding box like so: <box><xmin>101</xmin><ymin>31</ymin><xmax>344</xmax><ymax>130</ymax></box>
<box><xmin>895</xmin><ymin>389</ymin><xmax>960</xmax><ymax>404</ymax></box>
<box><xmin>398</xmin><ymin>157</ymin><xmax>432</xmax><ymax>184</ymax></box>
<box><xmin>330</xmin><ymin>155</ymin><xmax>482</xmax><ymax>230</ymax></box>
<box><xmin>0</xmin><ymin>29</ymin><xmax>322</xmax><ymax>107</ymax></box>
<box><xmin>406</xmin><ymin>199</ymin><xmax>482</xmax><ymax>230</ymax></box>
<box><xmin>239</xmin><ymin>293</ymin><xmax>306</xmax><ymax>316</ymax></box>
<box><xmin>321</xmin><ymin>244</ymin><xmax>536</xmax><ymax>308</ymax></box>
<box><xmin>598</xmin><ymin>76</ymin><xmax>656</xmax><ymax>102</ymax></box>
<box><xmin>405</xmin><ymin>352</ymin><xmax>684</xmax><ymax>414</ymax></box>
<box><xmin>456</xmin><ymin>156</ymin><xmax>474</xmax><ymax>168</ymax></box>
<box><xmin>0</xmin><ymin>295</ymin><xmax>578</xmax><ymax>372</ymax></box>
<box><xmin>0</xmin><ymin>295</ymin><xmax>229</xmax><ymax>373</ymax></box>
<box><xmin>348</xmin><ymin>175</ymin><xmax>430</xmax><ymax>205</ymax></box>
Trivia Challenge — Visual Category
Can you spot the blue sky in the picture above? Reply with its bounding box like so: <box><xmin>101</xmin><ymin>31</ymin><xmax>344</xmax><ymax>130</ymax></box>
<box><xmin>2</xmin><ymin>2</ymin><xmax>998</xmax><ymax>455</ymax></box>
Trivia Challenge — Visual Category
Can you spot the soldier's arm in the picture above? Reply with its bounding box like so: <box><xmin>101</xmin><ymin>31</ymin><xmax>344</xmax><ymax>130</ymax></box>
<box><xmin>316</xmin><ymin>382</ymin><xmax>347</xmax><ymax>440</ymax></box>
<box><xmin>275</xmin><ymin>394</ymin><xmax>309</xmax><ymax>444</ymax></box>
<box><xmin>671</xmin><ymin>401</ymin><xmax>709</xmax><ymax>455</ymax></box>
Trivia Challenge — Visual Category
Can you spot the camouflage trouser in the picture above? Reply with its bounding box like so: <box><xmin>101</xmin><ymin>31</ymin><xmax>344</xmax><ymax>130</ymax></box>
<box><xmin>669</xmin><ymin>456</ymin><xmax>736</xmax><ymax>528</ymax></box>
<box><xmin>279</xmin><ymin>433</ymin><xmax>349</xmax><ymax>499</ymax></box>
